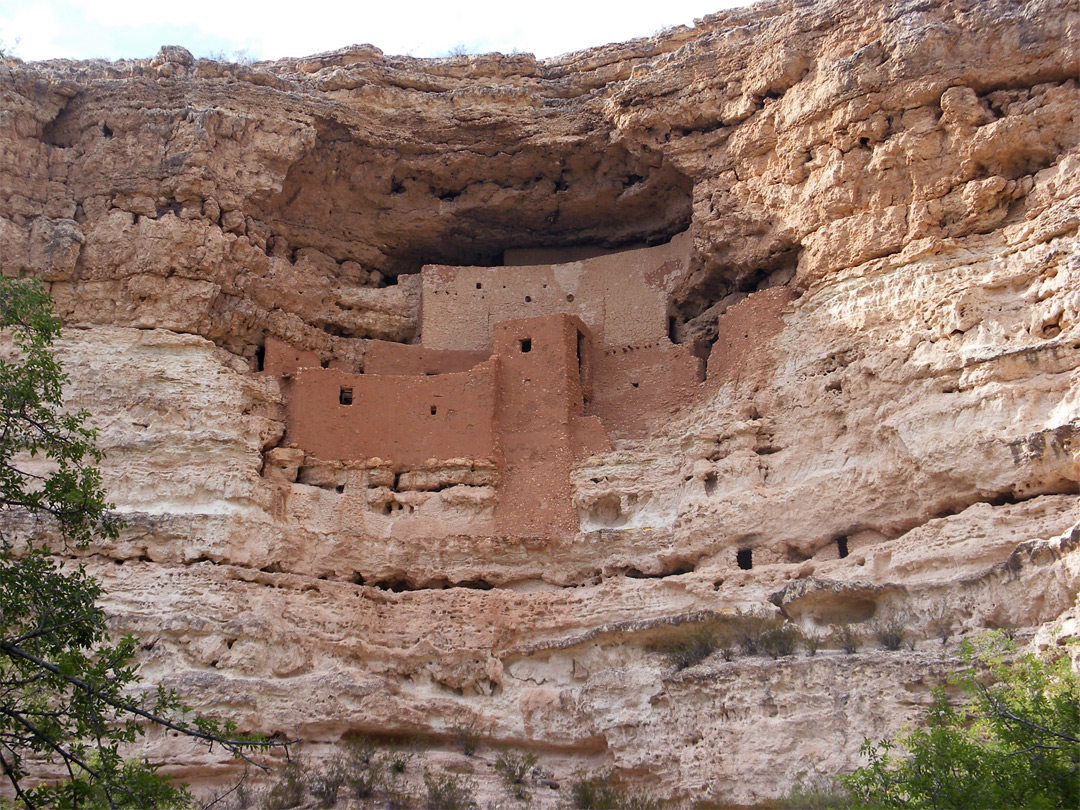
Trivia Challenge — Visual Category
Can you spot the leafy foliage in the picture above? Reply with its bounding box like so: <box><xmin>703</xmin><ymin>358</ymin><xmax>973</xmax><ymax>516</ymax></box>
<box><xmin>842</xmin><ymin>633</ymin><xmax>1080</xmax><ymax>809</ymax></box>
<box><xmin>0</xmin><ymin>277</ymin><xmax>277</xmax><ymax>808</ymax></box>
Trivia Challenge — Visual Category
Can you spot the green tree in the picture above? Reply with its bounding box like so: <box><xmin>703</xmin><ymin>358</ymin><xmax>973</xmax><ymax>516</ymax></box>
<box><xmin>842</xmin><ymin>632</ymin><xmax>1080</xmax><ymax>809</ymax></box>
<box><xmin>0</xmin><ymin>276</ymin><xmax>276</xmax><ymax>808</ymax></box>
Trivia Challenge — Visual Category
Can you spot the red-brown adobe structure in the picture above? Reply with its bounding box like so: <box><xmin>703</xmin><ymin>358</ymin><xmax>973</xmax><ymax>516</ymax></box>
<box><xmin>265</xmin><ymin>234</ymin><xmax>788</xmax><ymax>538</ymax></box>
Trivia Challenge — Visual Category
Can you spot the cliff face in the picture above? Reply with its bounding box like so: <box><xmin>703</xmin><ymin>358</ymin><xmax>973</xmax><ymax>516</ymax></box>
<box><xmin>1</xmin><ymin>0</ymin><xmax>1078</xmax><ymax>804</ymax></box>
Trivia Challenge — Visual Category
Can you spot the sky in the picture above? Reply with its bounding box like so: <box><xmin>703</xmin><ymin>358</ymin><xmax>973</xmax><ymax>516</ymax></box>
<box><xmin>0</xmin><ymin>0</ymin><xmax>752</xmax><ymax>63</ymax></box>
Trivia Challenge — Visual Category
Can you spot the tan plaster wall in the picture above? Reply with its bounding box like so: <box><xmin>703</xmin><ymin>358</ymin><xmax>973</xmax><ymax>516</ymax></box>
<box><xmin>421</xmin><ymin>232</ymin><xmax>691</xmax><ymax>352</ymax></box>
<box><xmin>503</xmin><ymin>243</ymin><xmax>644</xmax><ymax>266</ymax></box>
<box><xmin>283</xmin><ymin>364</ymin><xmax>497</xmax><ymax>466</ymax></box>
<box><xmin>707</xmin><ymin>287</ymin><xmax>798</xmax><ymax>383</ymax></box>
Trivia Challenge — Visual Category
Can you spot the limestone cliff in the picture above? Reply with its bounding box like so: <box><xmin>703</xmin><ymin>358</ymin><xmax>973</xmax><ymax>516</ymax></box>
<box><xmin>1</xmin><ymin>0</ymin><xmax>1078</xmax><ymax>805</ymax></box>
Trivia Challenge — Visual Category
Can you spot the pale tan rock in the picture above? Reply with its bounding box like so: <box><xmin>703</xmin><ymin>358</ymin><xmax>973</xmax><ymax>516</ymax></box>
<box><xmin>1</xmin><ymin>0</ymin><xmax>1078</xmax><ymax>805</ymax></box>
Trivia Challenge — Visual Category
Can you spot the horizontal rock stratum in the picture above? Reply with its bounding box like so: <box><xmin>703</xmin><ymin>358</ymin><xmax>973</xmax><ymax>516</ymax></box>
<box><xmin>1</xmin><ymin>0</ymin><xmax>1078</xmax><ymax>804</ymax></box>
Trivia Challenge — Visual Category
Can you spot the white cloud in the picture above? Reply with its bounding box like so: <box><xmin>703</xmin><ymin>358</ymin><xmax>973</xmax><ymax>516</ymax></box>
<box><xmin>0</xmin><ymin>2</ymin><xmax>67</xmax><ymax>59</ymax></box>
<box><xmin>0</xmin><ymin>0</ymin><xmax>748</xmax><ymax>62</ymax></box>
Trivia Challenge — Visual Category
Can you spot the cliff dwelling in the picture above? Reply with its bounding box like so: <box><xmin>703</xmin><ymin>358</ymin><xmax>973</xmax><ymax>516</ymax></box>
<box><xmin>262</xmin><ymin>232</ymin><xmax>753</xmax><ymax>538</ymax></box>
<box><xmin>1</xmin><ymin>0</ymin><xmax>1078</xmax><ymax>805</ymax></box>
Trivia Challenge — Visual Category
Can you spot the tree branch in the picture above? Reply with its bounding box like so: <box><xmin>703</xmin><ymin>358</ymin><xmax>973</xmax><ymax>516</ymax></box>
<box><xmin>0</xmin><ymin>640</ymin><xmax>289</xmax><ymax>769</ymax></box>
<box><xmin>0</xmin><ymin>746</ymin><xmax>37</xmax><ymax>810</ymax></box>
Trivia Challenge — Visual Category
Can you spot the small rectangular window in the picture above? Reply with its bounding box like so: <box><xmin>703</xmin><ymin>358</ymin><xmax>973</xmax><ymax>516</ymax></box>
<box><xmin>339</xmin><ymin>387</ymin><xmax>353</xmax><ymax>405</ymax></box>
<box><xmin>520</xmin><ymin>338</ymin><xmax>532</xmax><ymax>353</ymax></box>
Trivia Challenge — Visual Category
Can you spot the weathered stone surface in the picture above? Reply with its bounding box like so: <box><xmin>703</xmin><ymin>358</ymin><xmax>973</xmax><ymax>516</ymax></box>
<box><xmin>1</xmin><ymin>0</ymin><xmax>1078</xmax><ymax>804</ymax></box>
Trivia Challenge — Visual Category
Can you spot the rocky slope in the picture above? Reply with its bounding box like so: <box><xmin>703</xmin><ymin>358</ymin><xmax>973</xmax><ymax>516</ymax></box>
<box><xmin>1</xmin><ymin>0</ymin><xmax>1078</xmax><ymax>805</ymax></box>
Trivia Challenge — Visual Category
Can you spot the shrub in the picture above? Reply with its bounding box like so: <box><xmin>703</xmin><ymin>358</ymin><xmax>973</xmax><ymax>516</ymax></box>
<box><xmin>388</xmin><ymin>741</ymin><xmax>417</xmax><ymax>774</ymax></box>
<box><xmin>569</xmin><ymin>773</ymin><xmax>658</xmax><ymax>810</ymax></box>
<box><xmin>761</xmin><ymin>622</ymin><xmax>800</xmax><ymax>658</ymax></box>
<box><xmin>423</xmin><ymin>769</ymin><xmax>477</xmax><ymax>810</ymax></box>
<box><xmin>265</xmin><ymin>758</ymin><xmax>305</xmax><ymax>809</ymax></box>
<box><xmin>841</xmin><ymin>633</ymin><xmax>1080</xmax><ymax>809</ymax></box>
<box><xmin>452</xmin><ymin>719</ymin><xmax>483</xmax><ymax>756</ymax></box>
<box><xmin>873</xmin><ymin>614</ymin><xmax>907</xmax><ymax>651</ymax></box>
<box><xmin>652</xmin><ymin>624</ymin><xmax>718</xmax><ymax>670</ymax></box>
<box><xmin>803</xmin><ymin>631</ymin><xmax>822</xmax><ymax>657</ymax></box>
<box><xmin>340</xmin><ymin>738</ymin><xmax>381</xmax><ymax>799</ymax></box>
<box><xmin>382</xmin><ymin>768</ymin><xmax>415</xmax><ymax>810</ymax></box>
<box><xmin>494</xmin><ymin>750</ymin><xmax>538</xmax><ymax>801</ymax></box>
<box><xmin>928</xmin><ymin>604</ymin><xmax>954</xmax><ymax>646</ymax></box>
<box><xmin>307</xmin><ymin>757</ymin><xmax>347</xmax><ymax>807</ymax></box>
<box><xmin>732</xmin><ymin>609</ymin><xmax>769</xmax><ymax>655</ymax></box>
<box><xmin>776</xmin><ymin>778</ymin><xmax>852</xmax><ymax>809</ymax></box>
<box><xmin>833</xmin><ymin>623</ymin><xmax>861</xmax><ymax>654</ymax></box>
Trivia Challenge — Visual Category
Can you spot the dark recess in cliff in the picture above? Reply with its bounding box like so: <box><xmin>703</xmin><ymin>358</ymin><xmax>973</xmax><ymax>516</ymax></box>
<box><xmin>255</xmin><ymin>114</ymin><xmax>693</xmax><ymax>277</ymax></box>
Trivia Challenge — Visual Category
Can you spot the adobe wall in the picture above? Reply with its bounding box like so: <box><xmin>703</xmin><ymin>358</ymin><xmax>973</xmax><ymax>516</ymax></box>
<box><xmin>589</xmin><ymin>344</ymin><xmax>705</xmax><ymax>440</ymax></box>
<box><xmin>492</xmin><ymin>314</ymin><xmax>611</xmax><ymax>536</ymax></box>
<box><xmin>263</xmin><ymin>336</ymin><xmax>321</xmax><ymax>375</ymax></box>
<box><xmin>282</xmin><ymin>363</ymin><xmax>498</xmax><ymax>467</ymax></box>
<box><xmin>365</xmin><ymin>340</ymin><xmax>490</xmax><ymax>376</ymax></box>
<box><xmin>420</xmin><ymin>231</ymin><xmax>692</xmax><ymax>352</ymax></box>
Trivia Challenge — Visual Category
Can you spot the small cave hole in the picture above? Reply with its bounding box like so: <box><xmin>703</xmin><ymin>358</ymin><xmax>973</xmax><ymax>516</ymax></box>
<box><xmin>566</xmin><ymin>294</ymin><xmax>575</xmax><ymax>303</ymax></box>
<box><xmin>476</xmin><ymin>282</ymin><xmax>482</xmax><ymax>289</ymax></box>
<box><xmin>525</xmin><ymin>295</ymin><xmax>532</xmax><ymax>303</ymax></box>
<box><xmin>859</xmin><ymin>137</ymin><xmax>870</xmax><ymax>147</ymax></box>
<box><xmin>335</xmin><ymin>484</ymin><xmax>345</xmax><ymax>494</ymax></box>
<box><xmin>339</xmin><ymin>387</ymin><xmax>353</xmax><ymax>405</ymax></box>
<box><xmin>114</xmin><ymin>559</ymin><xmax>124</xmax><ymax>565</ymax></box>
<box><xmin>736</xmin><ymin>548</ymin><xmax>753</xmax><ymax>570</ymax></box>
<box><xmin>430</xmin><ymin>404</ymin><xmax>437</xmax><ymax>415</ymax></box>
<box><xmin>837</xmin><ymin>536</ymin><xmax>849</xmax><ymax>558</ymax></box>
<box><xmin>631</xmin><ymin>381</ymin><xmax>640</xmax><ymax>388</ymax></box>
<box><xmin>520</xmin><ymin>338</ymin><xmax>532</xmax><ymax>353</ymax></box>
<box><xmin>102</xmin><ymin>123</ymin><xmax>113</xmax><ymax>138</ymax></box>
<box><xmin>456</xmin><ymin>578</ymin><xmax>494</xmax><ymax>590</ymax></box>
<box><xmin>704</xmin><ymin>471</ymin><xmax>717</xmax><ymax>495</ymax></box>
<box><xmin>253</xmin><ymin>343</ymin><xmax>265</xmax><ymax>372</ymax></box>
<box><xmin>352</xmin><ymin>572</ymin><xmax>365</xmax><ymax>585</ymax></box>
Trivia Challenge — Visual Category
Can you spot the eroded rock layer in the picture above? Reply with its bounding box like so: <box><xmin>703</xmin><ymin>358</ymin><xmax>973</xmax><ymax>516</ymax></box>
<box><xmin>1</xmin><ymin>0</ymin><xmax>1078</xmax><ymax>804</ymax></box>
